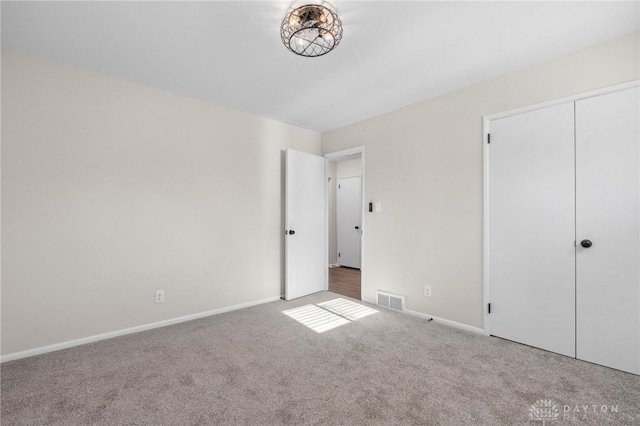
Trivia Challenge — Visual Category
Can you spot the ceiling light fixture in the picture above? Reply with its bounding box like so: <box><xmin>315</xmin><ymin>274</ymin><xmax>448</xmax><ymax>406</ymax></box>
<box><xmin>281</xmin><ymin>4</ymin><xmax>343</xmax><ymax>57</ymax></box>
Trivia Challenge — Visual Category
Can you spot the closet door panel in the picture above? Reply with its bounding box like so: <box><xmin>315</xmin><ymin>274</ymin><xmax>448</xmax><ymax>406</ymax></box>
<box><xmin>576</xmin><ymin>87</ymin><xmax>640</xmax><ymax>374</ymax></box>
<box><xmin>489</xmin><ymin>103</ymin><xmax>576</xmax><ymax>357</ymax></box>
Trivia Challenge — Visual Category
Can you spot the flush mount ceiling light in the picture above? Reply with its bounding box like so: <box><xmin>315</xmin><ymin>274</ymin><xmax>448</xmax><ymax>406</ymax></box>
<box><xmin>281</xmin><ymin>4</ymin><xmax>343</xmax><ymax>57</ymax></box>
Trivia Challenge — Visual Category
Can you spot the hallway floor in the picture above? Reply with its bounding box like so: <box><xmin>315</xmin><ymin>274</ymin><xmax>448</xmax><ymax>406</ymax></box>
<box><xmin>328</xmin><ymin>266</ymin><xmax>361</xmax><ymax>300</ymax></box>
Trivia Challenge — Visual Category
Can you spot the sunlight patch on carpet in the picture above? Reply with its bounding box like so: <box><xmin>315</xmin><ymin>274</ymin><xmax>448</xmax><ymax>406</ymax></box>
<box><xmin>282</xmin><ymin>304</ymin><xmax>349</xmax><ymax>333</ymax></box>
<box><xmin>318</xmin><ymin>298</ymin><xmax>378</xmax><ymax>320</ymax></box>
<box><xmin>282</xmin><ymin>299</ymin><xmax>378</xmax><ymax>333</ymax></box>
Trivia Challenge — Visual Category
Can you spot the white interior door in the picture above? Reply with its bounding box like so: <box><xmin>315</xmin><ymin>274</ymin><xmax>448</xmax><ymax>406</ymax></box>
<box><xmin>285</xmin><ymin>149</ymin><xmax>326</xmax><ymax>300</ymax></box>
<box><xmin>489</xmin><ymin>103</ymin><xmax>576</xmax><ymax>357</ymax></box>
<box><xmin>337</xmin><ymin>176</ymin><xmax>361</xmax><ymax>269</ymax></box>
<box><xmin>575</xmin><ymin>87</ymin><xmax>640</xmax><ymax>374</ymax></box>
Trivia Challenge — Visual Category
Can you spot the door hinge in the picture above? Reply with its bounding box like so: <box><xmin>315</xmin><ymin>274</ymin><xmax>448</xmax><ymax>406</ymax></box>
<box><xmin>338</xmin><ymin>184</ymin><xmax>341</xmax><ymax>189</ymax></box>
<box><xmin>338</xmin><ymin>252</ymin><xmax>341</xmax><ymax>257</ymax></box>
<box><xmin>487</xmin><ymin>133</ymin><xmax>491</xmax><ymax>144</ymax></box>
<box><xmin>488</xmin><ymin>303</ymin><xmax>491</xmax><ymax>314</ymax></box>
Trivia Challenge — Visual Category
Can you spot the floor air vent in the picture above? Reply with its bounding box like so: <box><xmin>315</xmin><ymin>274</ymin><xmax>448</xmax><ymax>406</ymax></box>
<box><xmin>376</xmin><ymin>291</ymin><xmax>405</xmax><ymax>312</ymax></box>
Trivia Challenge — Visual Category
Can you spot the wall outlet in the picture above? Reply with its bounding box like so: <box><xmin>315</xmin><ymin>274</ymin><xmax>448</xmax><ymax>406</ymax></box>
<box><xmin>424</xmin><ymin>285</ymin><xmax>432</xmax><ymax>298</ymax></box>
<box><xmin>155</xmin><ymin>290</ymin><xmax>164</xmax><ymax>303</ymax></box>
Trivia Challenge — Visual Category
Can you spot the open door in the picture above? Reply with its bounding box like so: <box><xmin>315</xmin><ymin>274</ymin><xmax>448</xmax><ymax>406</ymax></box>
<box><xmin>285</xmin><ymin>149</ymin><xmax>326</xmax><ymax>300</ymax></box>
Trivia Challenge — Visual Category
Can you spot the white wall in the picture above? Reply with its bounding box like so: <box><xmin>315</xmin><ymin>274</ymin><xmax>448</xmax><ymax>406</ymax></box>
<box><xmin>336</xmin><ymin>159</ymin><xmax>361</xmax><ymax>180</ymax></box>
<box><xmin>1</xmin><ymin>51</ymin><xmax>321</xmax><ymax>355</ymax></box>
<box><xmin>321</xmin><ymin>32</ymin><xmax>640</xmax><ymax>329</ymax></box>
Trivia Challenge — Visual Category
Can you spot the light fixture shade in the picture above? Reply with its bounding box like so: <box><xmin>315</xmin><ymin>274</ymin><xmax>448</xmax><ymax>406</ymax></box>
<box><xmin>281</xmin><ymin>4</ymin><xmax>343</xmax><ymax>57</ymax></box>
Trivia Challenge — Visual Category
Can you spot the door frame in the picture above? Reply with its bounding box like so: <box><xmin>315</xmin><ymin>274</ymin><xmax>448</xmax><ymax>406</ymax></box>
<box><xmin>482</xmin><ymin>80</ymin><xmax>639</xmax><ymax>337</ymax></box>
<box><xmin>324</xmin><ymin>146</ymin><xmax>365</xmax><ymax>300</ymax></box>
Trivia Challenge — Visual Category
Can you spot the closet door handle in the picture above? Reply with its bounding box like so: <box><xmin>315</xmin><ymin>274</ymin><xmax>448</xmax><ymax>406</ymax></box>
<box><xmin>580</xmin><ymin>239</ymin><xmax>593</xmax><ymax>248</ymax></box>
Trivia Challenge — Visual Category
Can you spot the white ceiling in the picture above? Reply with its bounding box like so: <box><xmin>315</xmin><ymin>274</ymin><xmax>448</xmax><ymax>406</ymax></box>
<box><xmin>2</xmin><ymin>1</ymin><xmax>638</xmax><ymax>132</ymax></box>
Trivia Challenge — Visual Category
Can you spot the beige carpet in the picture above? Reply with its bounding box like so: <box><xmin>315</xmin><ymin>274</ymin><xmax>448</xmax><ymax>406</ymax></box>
<box><xmin>2</xmin><ymin>291</ymin><xmax>639</xmax><ymax>425</ymax></box>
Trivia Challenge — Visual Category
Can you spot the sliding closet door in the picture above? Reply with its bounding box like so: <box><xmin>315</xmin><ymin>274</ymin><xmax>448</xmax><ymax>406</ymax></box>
<box><xmin>489</xmin><ymin>103</ymin><xmax>576</xmax><ymax>357</ymax></box>
<box><xmin>575</xmin><ymin>87</ymin><xmax>640</xmax><ymax>374</ymax></box>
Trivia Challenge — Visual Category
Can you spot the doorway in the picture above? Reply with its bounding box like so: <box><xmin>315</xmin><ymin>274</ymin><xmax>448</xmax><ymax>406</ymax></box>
<box><xmin>337</xmin><ymin>176</ymin><xmax>361</xmax><ymax>269</ymax></box>
<box><xmin>325</xmin><ymin>148</ymin><xmax>364</xmax><ymax>301</ymax></box>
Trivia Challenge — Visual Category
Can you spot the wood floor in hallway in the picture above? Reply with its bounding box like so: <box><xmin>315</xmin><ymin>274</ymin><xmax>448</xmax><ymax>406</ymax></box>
<box><xmin>328</xmin><ymin>267</ymin><xmax>361</xmax><ymax>300</ymax></box>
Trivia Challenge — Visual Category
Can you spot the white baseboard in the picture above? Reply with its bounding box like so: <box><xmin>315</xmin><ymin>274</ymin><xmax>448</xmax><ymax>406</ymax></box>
<box><xmin>346</xmin><ymin>298</ymin><xmax>485</xmax><ymax>335</ymax></box>
<box><xmin>1</xmin><ymin>295</ymin><xmax>282</xmax><ymax>363</ymax></box>
<box><xmin>404</xmin><ymin>309</ymin><xmax>484</xmax><ymax>334</ymax></box>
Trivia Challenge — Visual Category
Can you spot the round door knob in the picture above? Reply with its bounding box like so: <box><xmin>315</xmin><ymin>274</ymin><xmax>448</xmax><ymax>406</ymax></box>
<box><xmin>355</xmin><ymin>226</ymin><xmax>359</xmax><ymax>230</ymax></box>
<box><xmin>580</xmin><ymin>239</ymin><xmax>592</xmax><ymax>248</ymax></box>
<box><xmin>289</xmin><ymin>230</ymin><xmax>295</xmax><ymax>235</ymax></box>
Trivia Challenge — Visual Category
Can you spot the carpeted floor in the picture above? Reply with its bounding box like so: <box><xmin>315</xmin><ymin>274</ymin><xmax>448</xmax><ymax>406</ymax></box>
<box><xmin>2</xmin><ymin>291</ymin><xmax>639</xmax><ymax>425</ymax></box>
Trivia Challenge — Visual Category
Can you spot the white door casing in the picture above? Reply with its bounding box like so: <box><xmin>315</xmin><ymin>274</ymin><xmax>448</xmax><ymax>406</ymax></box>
<box><xmin>337</xmin><ymin>176</ymin><xmax>361</xmax><ymax>269</ymax></box>
<box><xmin>285</xmin><ymin>149</ymin><xmax>326</xmax><ymax>300</ymax></box>
<box><xmin>489</xmin><ymin>102</ymin><xmax>576</xmax><ymax>357</ymax></box>
<box><xmin>575</xmin><ymin>87</ymin><xmax>640</xmax><ymax>374</ymax></box>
